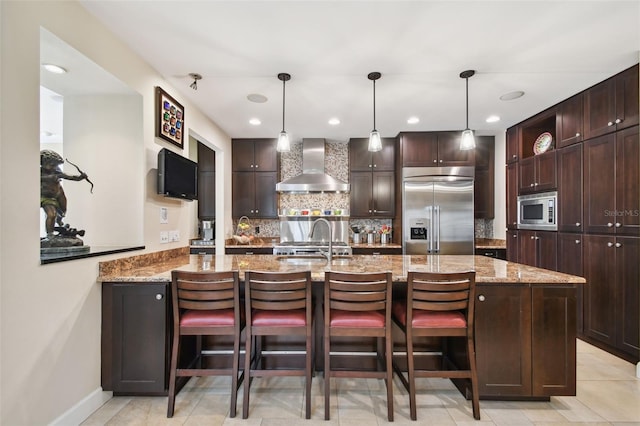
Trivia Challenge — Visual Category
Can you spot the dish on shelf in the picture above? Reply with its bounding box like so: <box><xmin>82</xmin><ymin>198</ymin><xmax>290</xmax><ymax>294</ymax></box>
<box><xmin>533</xmin><ymin>132</ymin><xmax>553</xmax><ymax>155</ymax></box>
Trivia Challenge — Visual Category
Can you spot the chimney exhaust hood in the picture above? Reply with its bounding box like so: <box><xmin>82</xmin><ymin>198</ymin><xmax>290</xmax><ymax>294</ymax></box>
<box><xmin>276</xmin><ymin>138</ymin><xmax>350</xmax><ymax>193</ymax></box>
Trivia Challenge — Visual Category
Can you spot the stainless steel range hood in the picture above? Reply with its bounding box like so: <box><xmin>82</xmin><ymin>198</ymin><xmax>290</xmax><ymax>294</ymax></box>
<box><xmin>276</xmin><ymin>138</ymin><xmax>350</xmax><ymax>193</ymax></box>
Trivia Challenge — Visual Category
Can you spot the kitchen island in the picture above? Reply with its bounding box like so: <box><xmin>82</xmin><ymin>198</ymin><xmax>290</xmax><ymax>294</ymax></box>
<box><xmin>99</xmin><ymin>250</ymin><xmax>584</xmax><ymax>400</ymax></box>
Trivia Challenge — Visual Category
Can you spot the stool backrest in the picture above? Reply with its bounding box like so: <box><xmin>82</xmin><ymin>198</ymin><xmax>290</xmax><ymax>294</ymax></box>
<box><xmin>325</xmin><ymin>271</ymin><xmax>392</xmax><ymax>312</ymax></box>
<box><xmin>171</xmin><ymin>270</ymin><xmax>239</xmax><ymax>312</ymax></box>
<box><xmin>407</xmin><ymin>271</ymin><xmax>476</xmax><ymax>321</ymax></box>
<box><xmin>244</xmin><ymin>270</ymin><xmax>311</xmax><ymax>311</ymax></box>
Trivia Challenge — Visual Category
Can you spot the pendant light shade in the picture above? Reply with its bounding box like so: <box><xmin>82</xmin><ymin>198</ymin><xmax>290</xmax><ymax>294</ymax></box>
<box><xmin>459</xmin><ymin>70</ymin><xmax>476</xmax><ymax>151</ymax></box>
<box><xmin>367</xmin><ymin>72</ymin><xmax>382</xmax><ymax>152</ymax></box>
<box><xmin>277</xmin><ymin>73</ymin><xmax>291</xmax><ymax>152</ymax></box>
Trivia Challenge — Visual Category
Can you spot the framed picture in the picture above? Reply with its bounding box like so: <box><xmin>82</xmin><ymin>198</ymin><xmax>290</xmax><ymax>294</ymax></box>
<box><xmin>155</xmin><ymin>86</ymin><xmax>184</xmax><ymax>148</ymax></box>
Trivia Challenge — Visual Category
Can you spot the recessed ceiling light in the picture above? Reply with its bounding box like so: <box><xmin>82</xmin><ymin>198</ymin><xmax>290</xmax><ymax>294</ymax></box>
<box><xmin>42</xmin><ymin>63</ymin><xmax>67</xmax><ymax>74</ymax></box>
<box><xmin>249</xmin><ymin>118</ymin><xmax>261</xmax><ymax>125</ymax></box>
<box><xmin>328</xmin><ymin>118</ymin><xmax>340</xmax><ymax>125</ymax></box>
<box><xmin>486</xmin><ymin>115</ymin><xmax>501</xmax><ymax>123</ymax></box>
<box><xmin>407</xmin><ymin>116</ymin><xmax>420</xmax><ymax>124</ymax></box>
<box><xmin>500</xmin><ymin>91</ymin><xmax>525</xmax><ymax>101</ymax></box>
<box><xmin>247</xmin><ymin>93</ymin><xmax>268</xmax><ymax>103</ymax></box>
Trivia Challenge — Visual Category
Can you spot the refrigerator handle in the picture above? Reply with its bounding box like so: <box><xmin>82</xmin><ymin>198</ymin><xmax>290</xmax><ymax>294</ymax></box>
<box><xmin>434</xmin><ymin>205</ymin><xmax>440</xmax><ymax>253</ymax></box>
<box><xmin>427</xmin><ymin>206</ymin><xmax>433</xmax><ymax>253</ymax></box>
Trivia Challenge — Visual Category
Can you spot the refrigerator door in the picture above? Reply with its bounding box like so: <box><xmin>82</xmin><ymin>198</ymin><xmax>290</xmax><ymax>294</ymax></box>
<box><xmin>403</xmin><ymin>181</ymin><xmax>433</xmax><ymax>255</ymax></box>
<box><xmin>433</xmin><ymin>179</ymin><xmax>474</xmax><ymax>254</ymax></box>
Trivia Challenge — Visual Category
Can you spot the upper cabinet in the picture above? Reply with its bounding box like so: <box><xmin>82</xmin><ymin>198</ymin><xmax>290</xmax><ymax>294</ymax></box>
<box><xmin>556</xmin><ymin>92</ymin><xmax>584</xmax><ymax>148</ymax></box>
<box><xmin>474</xmin><ymin>136</ymin><xmax>495</xmax><ymax>219</ymax></box>
<box><xmin>232</xmin><ymin>138</ymin><xmax>278</xmax><ymax>172</ymax></box>
<box><xmin>197</xmin><ymin>142</ymin><xmax>216</xmax><ymax>220</ymax></box>
<box><xmin>584</xmin><ymin>64</ymin><xmax>639</xmax><ymax>140</ymax></box>
<box><xmin>349</xmin><ymin>137</ymin><xmax>395</xmax><ymax>171</ymax></box>
<box><xmin>506</xmin><ymin>127</ymin><xmax>520</xmax><ymax>163</ymax></box>
<box><xmin>398</xmin><ymin>131</ymin><xmax>474</xmax><ymax>167</ymax></box>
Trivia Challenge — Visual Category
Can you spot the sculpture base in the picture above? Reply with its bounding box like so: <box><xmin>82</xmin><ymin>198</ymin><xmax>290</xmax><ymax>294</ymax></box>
<box><xmin>40</xmin><ymin>245</ymin><xmax>90</xmax><ymax>256</ymax></box>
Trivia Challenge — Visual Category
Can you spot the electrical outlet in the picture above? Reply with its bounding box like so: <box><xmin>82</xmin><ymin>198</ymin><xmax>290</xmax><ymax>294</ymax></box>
<box><xmin>255</xmin><ymin>226</ymin><xmax>260</xmax><ymax>234</ymax></box>
<box><xmin>169</xmin><ymin>230</ymin><xmax>180</xmax><ymax>242</ymax></box>
<box><xmin>160</xmin><ymin>231</ymin><xmax>169</xmax><ymax>244</ymax></box>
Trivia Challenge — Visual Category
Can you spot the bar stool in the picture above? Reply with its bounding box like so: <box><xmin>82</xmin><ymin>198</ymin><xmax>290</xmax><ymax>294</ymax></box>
<box><xmin>242</xmin><ymin>270</ymin><xmax>314</xmax><ymax>419</ymax></box>
<box><xmin>167</xmin><ymin>270</ymin><xmax>244</xmax><ymax>418</ymax></box>
<box><xmin>392</xmin><ymin>271</ymin><xmax>479</xmax><ymax>420</ymax></box>
<box><xmin>323</xmin><ymin>271</ymin><xmax>394</xmax><ymax>421</ymax></box>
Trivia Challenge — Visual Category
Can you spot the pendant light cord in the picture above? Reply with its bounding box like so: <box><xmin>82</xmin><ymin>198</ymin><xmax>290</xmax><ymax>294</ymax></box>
<box><xmin>281</xmin><ymin>78</ymin><xmax>286</xmax><ymax>132</ymax></box>
<box><xmin>372</xmin><ymin>78</ymin><xmax>377</xmax><ymax>131</ymax></box>
<box><xmin>465</xmin><ymin>77</ymin><xmax>469</xmax><ymax>130</ymax></box>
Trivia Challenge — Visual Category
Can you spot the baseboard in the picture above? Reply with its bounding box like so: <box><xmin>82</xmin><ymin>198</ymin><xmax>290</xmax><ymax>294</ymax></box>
<box><xmin>49</xmin><ymin>387</ymin><xmax>112</xmax><ymax>426</ymax></box>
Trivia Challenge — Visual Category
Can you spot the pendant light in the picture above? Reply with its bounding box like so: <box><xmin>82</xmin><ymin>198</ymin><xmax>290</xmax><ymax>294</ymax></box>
<box><xmin>277</xmin><ymin>73</ymin><xmax>291</xmax><ymax>152</ymax></box>
<box><xmin>367</xmin><ymin>72</ymin><xmax>382</xmax><ymax>152</ymax></box>
<box><xmin>459</xmin><ymin>69</ymin><xmax>476</xmax><ymax>150</ymax></box>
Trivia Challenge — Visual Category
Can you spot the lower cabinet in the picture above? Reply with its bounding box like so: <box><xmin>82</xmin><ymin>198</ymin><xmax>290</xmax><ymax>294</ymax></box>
<box><xmin>475</xmin><ymin>284</ymin><xmax>576</xmax><ymax>397</ymax></box>
<box><xmin>518</xmin><ymin>230</ymin><xmax>557</xmax><ymax>271</ymax></box>
<box><xmin>102</xmin><ymin>282</ymin><xmax>170</xmax><ymax>395</ymax></box>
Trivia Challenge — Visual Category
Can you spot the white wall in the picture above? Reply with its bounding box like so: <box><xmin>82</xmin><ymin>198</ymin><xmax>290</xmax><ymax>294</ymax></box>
<box><xmin>0</xmin><ymin>1</ymin><xmax>232</xmax><ymax>424</ymax></box>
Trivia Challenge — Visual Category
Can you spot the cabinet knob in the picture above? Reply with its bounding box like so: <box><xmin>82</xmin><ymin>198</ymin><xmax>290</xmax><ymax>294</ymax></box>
<box><xmin>255</xmin><ymin>164</ymin><xmax>259</xmax><ymax>168</ymax></box>
<box><xmin>369</xmin><ymin>164</ymin><xmax>372</xmax><ymax>168</ymax></box>
<box><xmin>373</xmin><ymin>209</ymin><xmax>377</xmax><ymax>213</ymax></box>
<box><xmin>607</xmin><ymin>222</ymin><xmax>613</xmax><ymax>227</ymax></box>
<box><xmin>433</xmin><ymin>159</ymin><xmax>437</xmax><ymax>163</ymax></box>
<box><xmin>576</xmin><ymin>222</ymin><xmax>581</xmax><ymax>227</ymax></box>
<box><xmin>368</xmin><ymin>210</ymin><xmax>372</xmax><ymax>213</ymax></box>
<box><xmin>615</xmin><ymin>118</ymin><xmax>622</xmax><ymax>124</ymax></box>
<box><xmin>478</xmin><ymin>295</ymin><xmax>486</xmax><ymax>302</ymax></box>
<box><xmin>607</xmin><ymin>121</ymin><xmax>614</xmax><ymax>127</ymax></box>
<box><xmin>250</xmin><ymin>164</ymin><xmax>254</xmax><ymax>168</ymax></box>
<box><xmin>576</xmin><ymin>133</ymin><xmax>580</xmax><ymax>137</ymax></box>
<box><xmin>575</xmin><ymin>239</ymin><xmax>581</xmax><ymax>244</ymax></box>
<box><xmin>439</xmin><ymin>159</ymin><xmax>443</xmax><ymax>163</ymax></box>
<box><xmin>615</xmin><ymin>242</ymin><xmax>622</xmax><ymax>248</ymax></box>
<box><xmin>530</xmin><ymin>236</ymin><xmax>535</xmax><ymax>239</ymax></box>
<box><xmin>373</xmin><ymin>164</ymin><xmax>377</xmax><ymax>168</ymax></box>
<box><xmin>534</xmin><ymin>182</ymin><xmax>539</xmax><ymax>186</ymax></box>
<box><xmin>512</xmin><ymin>154</ymin><xmax>517</xmax><ymax>159</ymax></box>
<box><xmin>530</xmin><ymin>183</ymin><xmax>535</xmax><ymax>187</ymax></box>
<box><xmin>513</xmin><ymin>222</ymin><xmax>517</xmax><ymax>226</ymax></box>
<box><xmin>535</xmin><ymin>236</ymin><xmax>540</xmax><ymax>240</ymax></box>
<box><xmin>615</xmin><ymin>222</ymin><xmax>621</xmax><ymax>228</ymax></box>
<box><xmin>607</xmin><ymin>242</ymin><xmax>614</xmax><ymax>247</ymax></box>
<box><xmin>512</xmin><ymin>233</ymin><xmax>517</xmax><ymax>238</ymax></box>
<box><xmin>255</xmin><ymin>209</ymin><xmax>259</xmax><ymax>214</ymax></box>
<box><xmin>155</xmin><ymin>294</ymin><xmax>163</xmax><ymax>300</ymax></box>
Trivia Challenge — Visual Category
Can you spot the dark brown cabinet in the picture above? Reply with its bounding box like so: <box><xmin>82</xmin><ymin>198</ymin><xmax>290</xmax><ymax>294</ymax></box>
<box><xmin>197</xmin><ymin>142</ymin><xmax>215</xmax><ymax>220</ymax></box>
<box><xmin>556</xmin><ymin>93</ymin><xmax>584</xmax><ymax>148</ymax></box>
<box><xmin>398</xmin><ymin>131</ymin><xmax>474</xmax><ymax>167</ymax></box>
<box><xmin>474</xmin><ymin>136</ymin><xmax>494</xmax><ymax>219</ymax></box>
<box><xmin>102</xmin><ymin>282</ymin><xmax>169</xmax><ymax>395</ymax></box>
<box><xmin>506</xmin><ymin>126</ymin><xmax>520</xmax><ymax>164</ymax></box>
<box><xmin>350</xmin><ymin>138</ymin><xmax>395</xmax><ymax>218</ymax></box>
<box><xmin>506</xmin><ymin>162</ymin><xmax>519</xmax><ymax>229</ymax></box>
<box><xmin>518</xmin><ymin>151</ymin><xmax>557</xmax><ymax>194</ymax></box>
<box><xmin>584</xmin><ymin>127</ymin><xmax>639</xmax><ymax>236</ymax></box>
<box><xmin>506</xmin><ymin>229</ymin><xmax>519</xmax><ymax>262</ymax></box>
<box><xmin>557</xmin><ymin>144</ymin><xmax>583</xmax><ymax>232</ymax></box>
<box><xmin>583</xmin><ymin>235</ymin><xmax>640</xmax><ymax>362</ymax></box>
<box><xmin>557</xmin><ymin>233</ymin><xmax>584</xmax><ymax>334</ymax></box>
<box><xmin>475</xmin><ymin>284</ymin><xmax>576</xmax><ymax>397</ymax></box>
<box><xmin>518</xmin><ymin>230</ymin><xmax>557</xmax><ymax>271</ymax></box>
<box><xmin>584</xmin><ymin>64</ymin><xmax>639</xmax><ymax>140</ymax></box>
<box><xmin>349</xmin><ymin>137</ymin><xmax>395</xmax><ymax>171</ymax></box>
<box><xmin>232</xmin><ymin>138</ymin><xmax>279</xmax><ymax>219</ymax></box>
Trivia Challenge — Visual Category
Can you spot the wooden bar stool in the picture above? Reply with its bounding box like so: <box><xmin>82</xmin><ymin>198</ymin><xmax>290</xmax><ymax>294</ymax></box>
<box><xmin>323</xmin><ymin>271</ymin><xmax>394</xmax><ymax>421</ymax></box>
<box><xmin>242</xmin><ymin>270</ymin><xmax>314</xmax><ymax>419</ymax></box>
<box><xmin>167</xmin><ymin>270</ymin><xmax>244</xmax><ymax>418</ymax></box>
<box><xmin>392</xmin><ymin>271</ymin><xmax>480</xmax><ymax>420</ymax></box>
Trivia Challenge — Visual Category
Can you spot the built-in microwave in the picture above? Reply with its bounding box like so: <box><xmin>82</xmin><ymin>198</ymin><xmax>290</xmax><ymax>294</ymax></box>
<box><xmin>517</xmin><ymin>191</ymin><xmax>557</xmax><ymax>231</ymax></box>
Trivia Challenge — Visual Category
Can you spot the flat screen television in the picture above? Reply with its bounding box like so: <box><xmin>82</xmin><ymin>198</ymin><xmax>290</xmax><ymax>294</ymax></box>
<box><xmin>157</xmin><ymin>148</ymin><xmax>198</xmax><ymax>200</ymax></box>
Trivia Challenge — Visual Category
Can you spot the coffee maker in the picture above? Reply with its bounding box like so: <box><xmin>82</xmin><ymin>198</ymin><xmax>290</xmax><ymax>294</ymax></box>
<box><xmin>200</xmin><ymin>220</ymin><xmax>214</xmax><ymax>241</ymax></box>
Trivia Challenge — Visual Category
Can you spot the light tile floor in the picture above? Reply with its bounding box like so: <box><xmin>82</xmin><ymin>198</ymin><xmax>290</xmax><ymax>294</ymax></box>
<box><xmin>82</xmin><ymin>340</ymin><xmax>640</xmax><ymax>425</ymax></box>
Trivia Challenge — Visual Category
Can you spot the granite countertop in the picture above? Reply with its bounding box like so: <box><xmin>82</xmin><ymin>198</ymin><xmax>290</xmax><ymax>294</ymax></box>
<box><xmin>99</xmin><ymin>252</ymin><xmax>585</xmax><ymax>285</ymax></box>
<box><xmin>210</xmin><ymin>238</ymin><xmax>502</xmax><ymax>250</ymax></box>
<box><xmin>475</xmin><ymin>238</ymin><xmax>507</xmax><ymax>249</ymax></box>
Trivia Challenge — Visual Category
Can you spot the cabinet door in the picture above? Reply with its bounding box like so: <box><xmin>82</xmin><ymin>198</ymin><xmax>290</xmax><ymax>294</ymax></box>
<box><xmin>537</xmin><ymin>231</ymin><xmax>557</xmax><ymax>271</ymax></box>
<box><xmin>254</xmin><ymin>172</ymin><xmax>278</xmax><ymax>218</ymax></box>
<box><xmin>557</xmin><ymin>93</ymin><xmax>583</xmax><ymax>148</ymax></box>
<box><xmin>400</xmin><ymin>132</ymin><xmax>437</xmax><ymax>166</ymax></box>
<box><xmin>518</xmin><ymin>157</ymin><xmax>536</xmax><ymax>194</ymax></box>
<box><xmin>475</xmin><ymin>284</ymin><xmax>532</xmax><ymax>396</ymax></box>
<box><xmin>583</xmin><ymin>234</ymin><xmax>616</xmax><ymax>346</ymax></box>
<box><xmin>198</xmin><ymin>143</ymin><xmax>216</xmax><ymax>220</ymax></box>
<box><xmin>557</xmin><ymin>145</ymin><xmax>583</xmax><ymax>232</ymax></box>
<box><xmin>518</xmin><ymin>230</ymin><xmax>537</xmax><ymax>267</ymax></box>
<box><xmin>614</xmin><ymin>64</ymin><xmax>639</xmax><ymax>131</ymax></box>
<box><xmin>557</xmin><ymin>233</ymin><xmax>584</xmax><ymax>334</ymax></box>
<box><xmin>474</xmin><ymin>137</ymin><xmax>495</xmax><ymax>219</ymax></box>
<box><xmin>232</xmin><ymin>172</ymin><xmax>256</xmax><ymax>217</ymax></box>
<box><xmin>437</xmin><ymin>131</ymin><xmax>474</xmax><ymax>166</ymax></box>
<box><xmin>253</xmin><ymin>139</ymin><xmax>278</xmax><ymax>171</ymax></box>
<box><xmin>506</xmin><ymin>126</ymin><xmax>520</xmax><ymax>163</ymax></box>
<box><xmin>584</xmin><ymin>77</ymin><xmax>616</xmax><ymax>140</ymax></box>
<box><xmin>506</xmin><ymin>229</ymin><xmax>519</xmax><ymax>262</ymax></box>
<box><xmin>534</xmin><ymin>151</ymin><xmax>557</xmax><ymax>192</ymax></box>
<box><xmin>616</xmin><ymin>126</ymin><xmax>640</xmax><ymax>236</ymax></box>
<box><xmin>349</xmin><ymin>172</ymin><xmax>373</xmax><ymax>217</ymax></box>
<box><xmin>506</xmin><ymin>162</ymin><xmax>518</xmax><ymax>229</ymax></box>
<box><xmin>531</xmin><ymin>286</ymin><xmax>576</xmax><ymax>396</ymax></box>
<box><xmin>584</xmin><ymin>133</ymin><xmax>616</xmax><ymax>234</ymax></box>
<box><xmin>350</xmin><ymin>138</ymin><xmax>395</xmax><ymax>172</ymax></box>
<box><xmin>372</xmin><ymin>171</ymin><xmax>395</xmax><ymax>217</ymax></box>
<box><xmin>105</xmin><ymin>283</ymin><xmax>168</xmax><ymax>394</ymax></box>
<box><xmin>232</xmin><ymin>139</ymin><xmax>257</xmax><ymax>171</ymax></box>
<box><xmin>374</xmin><ymin>138</ymin><xmax>396</xmax><ymax>171</ymax></box>
<box><xmin>616</xmin><ymin>236</ymin><xmax>640</xmax><ymax>358</ymax></box>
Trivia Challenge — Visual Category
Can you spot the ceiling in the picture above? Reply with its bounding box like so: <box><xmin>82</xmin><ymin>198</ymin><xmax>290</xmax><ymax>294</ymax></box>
<box><xmin>78</xmin><ymin>1</ymin><xmax>640</xmax><ymax>143</ymax></box>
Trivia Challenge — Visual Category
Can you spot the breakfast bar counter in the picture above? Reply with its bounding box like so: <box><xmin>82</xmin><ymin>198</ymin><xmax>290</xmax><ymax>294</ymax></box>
<box><xmin>99</xmin><ymin>249</ymin><xmax>584</xmax><ymax>400</ymax></box>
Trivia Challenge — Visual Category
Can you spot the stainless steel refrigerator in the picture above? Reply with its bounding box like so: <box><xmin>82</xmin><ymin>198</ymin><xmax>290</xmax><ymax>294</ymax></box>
<box><xmin>402</xmin><ymin>167</ymin><xmax>474</xmax><ymax>255</ymax></box>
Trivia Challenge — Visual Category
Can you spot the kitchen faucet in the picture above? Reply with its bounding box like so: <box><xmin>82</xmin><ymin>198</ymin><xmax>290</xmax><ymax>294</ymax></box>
<box><xmin>308</xmin><ymin>218</ymin><xmax>332</xmax><ymax>263</ymax></box>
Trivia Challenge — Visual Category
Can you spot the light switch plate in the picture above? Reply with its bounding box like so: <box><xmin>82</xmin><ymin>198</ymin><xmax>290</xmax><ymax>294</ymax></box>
<box><xmin>160</xmin><ymin>207</ymin><xmax>168</xmax><ymax>224</ymax></box>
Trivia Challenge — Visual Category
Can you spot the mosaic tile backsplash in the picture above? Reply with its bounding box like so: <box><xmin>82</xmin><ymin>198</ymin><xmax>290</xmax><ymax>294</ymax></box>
<box><xmin>232</xmin><ymin>140</ymin><xmax>494</xmax><ymax>239</ymax></box>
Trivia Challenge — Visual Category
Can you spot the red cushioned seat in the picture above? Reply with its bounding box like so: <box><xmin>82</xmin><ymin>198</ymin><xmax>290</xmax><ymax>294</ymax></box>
<box><xmin>180</xmin><ymin>308</ymin><xmax>237</xmax><ymax>327</ymax></box>
<box><xmin>392</xmin><ymin>301</ymin><xmax>466</xmax><ymax>328</ymax></box>
<box><xmin>330</xmin><ymin>309</ymin><xmax>385</xmax><ymax>328</ymax></box>
<box><xmin>252</xmin><ymin>308</ymin><xmax>306</xmax><ymax>326</ymax></box>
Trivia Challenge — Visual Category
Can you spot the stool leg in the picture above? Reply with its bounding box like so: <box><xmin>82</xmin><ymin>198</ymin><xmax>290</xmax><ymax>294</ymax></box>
<box><xmin>230</xmin><ymin>330</ymin><xmax>240</xmax><ymax>418</ymax></box>
<box><xmin>305</xmin><ymin>329</ymin><xmax>312</xmax><ymax>419</ymax></box>
<box><xmin>468</xmin><ymin>337</ymin><xmax>480</xmax><ymax>420</ymax></box>
<box><xmin>167</xmin><ymin>332</ymin><xmax>180</xmax><ymax>417</ymax></box>
<box><xmin>407</xmin><ymin>328</ymin><xmax>417</xmax><ymax>421</ymax></box>
<box><xmin>324</xmin><ymin>331</ymin><xmax>330</xmax><ymax>420</ymax></box>
<box><xmin>242</xmin><ymin>327</ymin><xmax>252</xmax><ymax>419</ymax></box>
<box><xmin>385</xmin><ymin>332</ymin><xmax>394</xmax><ymax>422</ymax></box>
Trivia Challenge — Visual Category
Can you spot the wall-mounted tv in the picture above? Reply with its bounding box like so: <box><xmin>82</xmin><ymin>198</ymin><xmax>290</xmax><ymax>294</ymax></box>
<box><xmin>157</xmin><ymin>148</ymin><xmax>198</xmax><ymax>200</ymax></box>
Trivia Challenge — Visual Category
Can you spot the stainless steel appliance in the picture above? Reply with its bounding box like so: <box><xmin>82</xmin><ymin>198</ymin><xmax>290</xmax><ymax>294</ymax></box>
<box><xmin>274</xmin><ymin>215</ymin><xmax>352</xmax><ymax>257</ymax></box>
<box><xmin>517</xmin><ymin>191</ymin><xmax>557</xmax><ymax>231</ymax></box>
<box><xmin>273</xmin><ymin>241</ymin><xmax>352</xmax><ymax>256</ymax></box>
<box><xmin>200</xmin><ymin>220</ymin><xmax>214</xmax><ymax>241</ymax></box>
<box><xmin>403</xmin><ymin>167</ymin><xmax>475</xmax><ymax>255</ymax></box>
